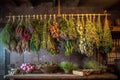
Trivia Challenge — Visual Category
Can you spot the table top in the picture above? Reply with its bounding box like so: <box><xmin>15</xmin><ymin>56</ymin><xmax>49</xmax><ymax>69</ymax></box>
<box><xmin>4</xmin><ymin>73</ymin><xmax>118</xmax><ymax>80</ymax></box>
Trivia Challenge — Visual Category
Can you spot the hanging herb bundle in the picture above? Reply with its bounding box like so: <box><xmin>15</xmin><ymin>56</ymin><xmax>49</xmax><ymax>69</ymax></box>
<box><xmin>101</xmin><ymin>15</ymin><xmax>112</xmax><ymax>54</ymax></box>
<box><xmin>29</xmin><ymin>20</ymin><xmax>43</xmax><ymax>52</ymax></box>
<box><xmin>0</xmin><ymin>21</ymin><xmax>12</xmax><ymax>48</ymax></box>
<box><xmin>22</xmin><ymin>28</ymin><xmax>31</xmax><ymax>51</ymax></box>
<box><xmin>85</xmin><ymin>15</ymin><xmax>100</xmax><ymax>57</ymax></box>
<box><xmin>67</xmin><ymin>17</ymin><xmax>77</xmax><ymax>39</ymax></box>
<box><xmin>30</xmin><ymin>31</ymin><xmax>40</xmax><ymax>52</ymax></box>
<box><xmin>59</xmin><ymin>16</ymin><xmax>76</xmax><ymax>56</ymax></box>
<box><xmin>59</xmin><ymin>17</ymin><xmax>77</xmax><ymax>40</ymax></box>
<box><xmin>41</xmin><ymin>19</ymin><xmax>47</xmax><ymax>49</ymax></box>
<box><xmin>25</xmin><ymin>19</ymin><xmax>34</xmax><ymax>34</ymax></box>
<box><xmin>47</xmin><ymin>19</ymin><xmax>59</xmax><ymax>55</ymax></box>
<box><xmin>59</xmin><ymin>18</ymin><xmax>69</xmax><ymax>40</ymax></box>
<box><xmin>1</xmin><ymin>14</ymin><xmax>112</xmax><ymax>56</ymax></box>
<box><xmin>49</xmin><ymin>22</ymin><xmax>60</xmax><ymax>41</ymax></box>
<box><xmin>0</xmin><ymin>19</ymin><xmax>18</xmax><ymax>52</ymax></box>
<box><xmin>15</xmin><ymin>18</ymin><xmax>32</xmax><ymax>53</ymax></box>
<box><xmin>48</xmin><ymin>19</ymin><xmax>60</xmax><ymax>41</ymax></box>
<box><xmin>96</xmin><ymin>15</ymin><xmax>103</xmax><ymax>48</ymax></box>
<box><xmin>76</xmin><ymin>15</ymin><xmax>87</xmax><ymax>54</ymax></box>
<box><xmin>9</xmin><ymin>22</ymin><xmax>18</xmax><ymax>52</ymax></box>
<box><xmin>63</xmin><ymin>40</ymin><xmax>75</xmax><ymax>56</ymax></box>
<box><xmin>46</xmin><ymin>31</ymin><xmax>58</xmax><ymax>55</ymax></box>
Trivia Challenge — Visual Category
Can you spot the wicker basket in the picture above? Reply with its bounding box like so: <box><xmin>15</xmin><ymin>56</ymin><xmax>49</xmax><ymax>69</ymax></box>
<box><xmin>40</xmin><ymin>65</ymin><xmax>58</xmax><ymax>73</ymax></box>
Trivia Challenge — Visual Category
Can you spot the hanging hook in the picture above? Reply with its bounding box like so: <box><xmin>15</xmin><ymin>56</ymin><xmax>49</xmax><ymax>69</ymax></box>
<box><xmin>98</xmin><ymin>14</ymin><xmax>100</xmax><ymax>20</ymax></box>
<box><xmin>33</xmin><ymin>15</ymin><xmax>35</xmax><ymax>19</ymax></box>
<box><xmin>82</xmin><ymin>14</ymin><xmax>84</xmax><ymax>19</ymax></box>
<box><xmin>77</xmin><ymin>14</ymin><xmax>79</xmax><ymax>20</ymax></box>
<box><xmin>53</xmin><ymin>14</ymin><xmax>56</xmax><ymax>22</ymax></box>
<box><xmin>68</xmin><ymin>14</ymin><xmax>71</xmax><ymax>19</ymax></box>
<box><xmin>86</xmin><ymin>14</ymin><xmax>89</xmax><ymax>20</ymax></box>
<box><xmin>18</xmin><ymin>15</ymin><xmax>20</xmax><ymax>21</ymax></box>
<box><xmin>89</xmin><ymin>14</ymin><xmax>92</xmax><ymax>21</ymax></box>
<box><xmin>71</xmin><ymin>14</ymin><xmax>73</xmax><ymax>19</ymax></box>
<box><xmin>28</xmin><ymin>15</ymin><xmax>30</xmax><ymax>20</ymax></box>
<box><xmin>21</xmin><ymin>15</ymin><xmax>24</xmax><ymax>21</ymax></box>
<box><xmin>44</xmin><ymin>14</ymin><xmax>47</xmax><ymax>20</ymax></box>
<box><xmin>40</xmin><ymin>15</ymin><xmax>42</xmax><ymax>20</ymax></box>
<box><xmin>7</xmin><ymin>16</ymin><xmax>11</xmax><ymax>22</ymax></box>
<box><xmin>21</xmin><ymin>15</ymin><xmax>23</xmax><ymax>23</ymax></box>
<box><xmin>25</xmin><ymin>15</ymin><xmax>28</xmax><ymax>22</ymax></box>
<box><xmin>64</xmin><ymin>14</ymin><xmax>67</xmax><ymax>19</ymax></box>
<box><xmin>62</xmin><ymin>14</ymin><xmax>64</xmax><ymax>18</ymax></box>
<box><xmin>105</xmin><ymin>14</ymin><xmax>108</xmax><ymax>22</ymax></box>
<box><xmin>82</xmin><ymin>14</ymin><xmax>84</xmax><ymax>27</ymax></box>
<box><xmin>12</xmin><ymin>15</ymin><xmax>15</xmax><ymax>23</ymax></box>
<box><xmin>93</xmin><ymin>14</ymin><xmax>96</xmax><ymax>23</ymax></box>
<box><xmin>49</xmin><ymin>14</ymin><xmax>52</xmax><ymax>20</ymax></box>
<box><xmin>93</xmin><ymin>14</ymin><xmax>95</xmax><ymax>19</ymax></box>
<box><xmin>36</xmin><ymin>15</ymin><xmax>39</xmax><ymax>20</ymax></box>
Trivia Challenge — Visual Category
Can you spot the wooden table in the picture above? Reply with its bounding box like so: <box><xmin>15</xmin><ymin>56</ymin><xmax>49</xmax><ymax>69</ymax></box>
<box><xmin>4</xmin><ymin>73</ymin><xmax>118</xmax><ymax>80</ymax></box>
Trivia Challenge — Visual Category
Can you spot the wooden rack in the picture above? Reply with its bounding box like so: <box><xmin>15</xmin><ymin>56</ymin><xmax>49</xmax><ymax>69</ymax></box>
<box><xmin>6</xmin><ymin>13</ymin><xmax>111</xmax><ymax>19</ymax></box>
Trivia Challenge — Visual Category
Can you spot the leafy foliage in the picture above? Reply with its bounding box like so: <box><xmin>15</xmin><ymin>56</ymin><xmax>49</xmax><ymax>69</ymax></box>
<box><xmin>83</xmin><ymin>59</ymin><xmax>102</xmax><ymax>69</ymax></box>
<box><xmin>59</xmin><ymin>61</ymin><xmax>78</xmax><ymax>73</ymax></box>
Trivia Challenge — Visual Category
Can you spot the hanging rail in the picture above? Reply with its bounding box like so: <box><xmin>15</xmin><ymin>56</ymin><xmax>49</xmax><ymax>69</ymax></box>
<box><xmin>6</xmin><ymin>13</ymin><xmax>111</xmax><ymax>19</ymax></box>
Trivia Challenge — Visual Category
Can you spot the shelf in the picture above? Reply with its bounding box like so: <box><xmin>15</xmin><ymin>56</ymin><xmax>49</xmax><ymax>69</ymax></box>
<box><xmin>111</xmin><ymin>26</ymin><xmax>120</xmax><ymax>32</ymax></box>
<box><xmin>4</xmin><ymin>73</ymin><xmax>118</xmax><ymax>80</ymax></box>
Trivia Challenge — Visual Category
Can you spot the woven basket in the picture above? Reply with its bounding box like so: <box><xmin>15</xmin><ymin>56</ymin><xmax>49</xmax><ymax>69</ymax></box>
<box><xmin>40</xmin><ymin>65</ymin><xmax>58</xmax><ymax>73</ymax></box>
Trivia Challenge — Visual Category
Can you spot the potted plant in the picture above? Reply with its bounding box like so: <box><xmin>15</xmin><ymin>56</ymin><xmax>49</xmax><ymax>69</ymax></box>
<box><xmin>59</xmin><ymin>61</ymin><xmax>78</xmax><ymax>74</ymax></box>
